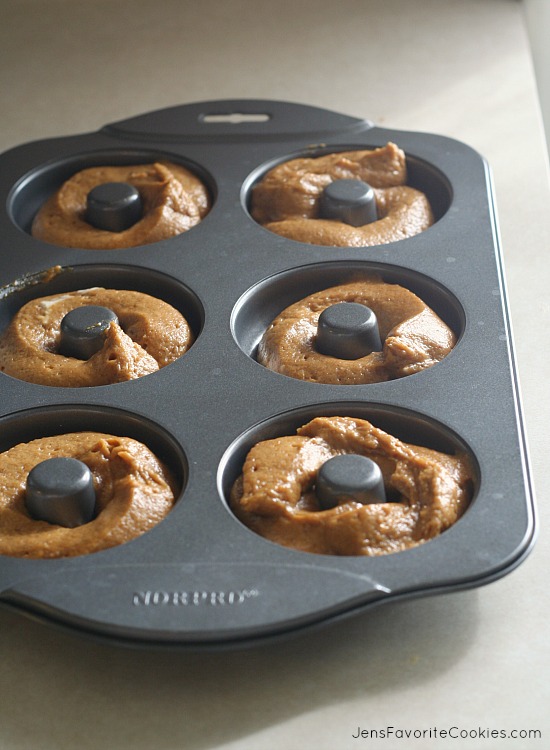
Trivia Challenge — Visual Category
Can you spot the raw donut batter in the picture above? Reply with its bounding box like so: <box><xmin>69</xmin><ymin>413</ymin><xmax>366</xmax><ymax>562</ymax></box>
<box><xmin>250</xmin><ymin>143</ymin><xmax>433</xmax><ymax>246</ymax></box>
<box><xmin>230</xmin><ymin>416</ymin><xmax>473</xmax><ymax>556</ymax></box>
<box><xmin>32</xmin><ymin>161</ymin><xmax>210</xmax><ymax>249</ymax></box>
<box><xmin>0</xmin><ymin>287</ymin><xmax>193</xmax><ymax>386</ymax></box>
<box><xmin>0</xmin><ymin>432</ymin><xmax>177</xmax><ymax>558</ymax></box>
<box><xmin>258</xmin><ymin>276</ymin><xmax>456</xmax><ymax>384</ymax></box>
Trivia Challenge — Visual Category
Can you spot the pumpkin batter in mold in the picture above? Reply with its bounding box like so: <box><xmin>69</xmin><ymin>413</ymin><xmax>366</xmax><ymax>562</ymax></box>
<box><xmin>257</xmin><ymin>276</ymin><xmax>456</xmax><ymax>384</ymax></box>
<box><xmin>31</xmin><ymin>161</ymin><xmax>211</xmax><ymax>249</ymax></box>
<box><xmin>230</xmin><ymin>416</ymin><xmax>474</xmax><ymax>557</ymax></box>
<box><xmin>0</xmin><ymin>287</ymin><xmax>193</xmax><ymax>386</ymax></box>
<box><xmin>0</xmin><ymin>431</ymin><xmax>177</xmax><ymax>558</ymax></box>
<box><xmin>250</xmin><ymin>143</ymin><xmax>433</xmax><ymax>246</ymax></box>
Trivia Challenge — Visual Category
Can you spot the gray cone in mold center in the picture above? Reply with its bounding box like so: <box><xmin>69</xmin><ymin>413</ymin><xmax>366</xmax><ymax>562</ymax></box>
<box><xmin>316</xmin><ymin>454</ymin><xmax>386</xmax><ymax>510</ymax></box>
<box><xmin>25</xmin><ymin>457</ymin><xmax>97</xmax><ymax>528</ymax></box>
<box><xmin>319</xmin><ymin>179</ymin><xmax>378</xmax><ymax>226</ymax></box>
<box><xmin>86</xmin><ymin>181</ymin><xmax>143</xmax><ymax>232</ymax></box>
<box><xmin>316</xmin><ymin>302</ymin><xmax>383</xmax><ymax>360</ymax></box>
<box><xmin>59</xmin><ymin>305</ymin><xmax>119</xmax><ymax>360</ymax></box>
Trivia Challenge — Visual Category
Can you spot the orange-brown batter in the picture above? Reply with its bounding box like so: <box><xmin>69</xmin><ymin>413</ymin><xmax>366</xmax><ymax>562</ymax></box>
<box><xmin>250</xmin><ymin>143</ymin><xmax>433</xmax><ymax>246</ymax></box>
<box><xmin>32</xmin><ymin>161</ymin><xmax>210</xmax><ymax>249</ymax></box>
<box><xmin>0</xmin><ymin>432</ymin><xmax>177</xmax><ymax>558</ymax></box>
<box><xmin>258</xmin><ymin>276</ymin><xmax>455</xmax><ymax>384</ymax></box>
<box><xmin>230</xmin><ymin>416</ymin><xmax>473</xmax><ymax>556</ymax></box>
<box><xmin>0</xmin><ymin>287</ymin><xmax>193</xmax><ymax>386</ymax></box>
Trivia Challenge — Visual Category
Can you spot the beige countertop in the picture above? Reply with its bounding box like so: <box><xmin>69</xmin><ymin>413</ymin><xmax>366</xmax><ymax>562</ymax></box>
<box><xmin>0</xmin><ymin>1</ymin><xmax>548</xmax><ymax>748</ymax></box>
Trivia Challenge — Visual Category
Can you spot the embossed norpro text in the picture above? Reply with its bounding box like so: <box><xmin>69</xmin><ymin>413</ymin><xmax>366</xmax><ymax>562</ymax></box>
<box><xmin>132</xmin><ymin>589</ymin><xmax>260</xmax><ymax>607</ymax></box>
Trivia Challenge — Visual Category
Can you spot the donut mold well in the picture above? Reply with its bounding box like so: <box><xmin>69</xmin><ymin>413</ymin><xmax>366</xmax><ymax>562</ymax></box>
<box><xmin>242</xmin><ymin>145</ymin><xmax>452</xmax><ymax>243</ymax></box>
<box><xmin>231</xmin><ymin>261</ymin><xmax>465</xmax><ymax>370</ymax></box>
<box><xmin>218</xmin><ymin>401</ymin><xmax>479</xmax><ymax>518</ymax></box>
<box><xmin>0</xmin><ymin>264</ymin><xmax>204</xmax><ymax>386</ymax></box>
<box><xmin>8</xmin><ymin>148</ymin><xmax>215</xmax><ymax>242</ymax></box>
<box><xmin>0</xmin><ymin>406</ymin><xmax>187</xmax><ymax>560</ymax></box>
<box><xmin>0</xmin><ymin>404</ymin><xmax>189</xmax><ymax>528</ymax></box>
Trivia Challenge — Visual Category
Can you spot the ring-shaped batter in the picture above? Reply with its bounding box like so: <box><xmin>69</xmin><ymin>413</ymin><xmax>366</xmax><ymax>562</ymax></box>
<box><xmin>0</xmin><ymin>432</ymin><xmax>177</xmax><ymax>558</ymax></box>
<box><xmin>257</xmin><ymin>276</ymin><xmax>456</xmax><ymax>384</ymax></box>
<box><xmin>0</xmin><ymin>287</ymin><xmax>193</xmax><ymax>386</ymax></box>
<box><xmin>230</xmin><ymin>417</ymin><xmax>473</xmax><ymax>557</ymax></box>
<box><xmin>250</xmin><ymin>143</ymin><xmax>433</xmax><ymax>247</ymax></box>
<box><xmin>32</xmin><ymin>161</ymin><xmax>210</xmax><ymax>249</ymax></box>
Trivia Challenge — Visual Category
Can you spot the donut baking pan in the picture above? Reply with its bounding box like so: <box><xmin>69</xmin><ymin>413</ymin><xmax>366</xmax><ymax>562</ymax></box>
<box><xmin>0</xmin><ymin>100</ymin><xmax>536</xmax><ymax>648</ymax></box>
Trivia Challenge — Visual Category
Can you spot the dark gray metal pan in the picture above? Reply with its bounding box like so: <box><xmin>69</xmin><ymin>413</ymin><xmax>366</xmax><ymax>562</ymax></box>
<box><xmin>0</xmin><ymin>100</ymin><xmax>536</xmax><ymax>648</ymax></box>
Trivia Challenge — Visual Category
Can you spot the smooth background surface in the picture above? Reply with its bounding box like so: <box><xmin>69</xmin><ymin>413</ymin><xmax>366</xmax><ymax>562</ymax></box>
<box><xmin>524</xmin><ymin>0</ymin><xmax>550</xmax><ymax>152</ymax></box>
<box><xmin>0</xmin><ymin>1</ymin><xmax>548</xmax><ymax>748</ymax></box>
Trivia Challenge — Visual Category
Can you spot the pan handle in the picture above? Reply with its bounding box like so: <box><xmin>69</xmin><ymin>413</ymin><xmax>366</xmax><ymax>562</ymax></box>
<box><xmin>2</xmin><ymin>560</ymin><xmax>391</xmax><ymax>647</ymax></box>
<box><xmin>103</xmin><ymin>99</ymin><xmax>372</xmax><ymax>142</ymax></box>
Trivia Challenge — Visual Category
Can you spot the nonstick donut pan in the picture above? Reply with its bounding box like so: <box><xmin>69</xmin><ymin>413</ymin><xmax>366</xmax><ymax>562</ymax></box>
<box><xmin>0</xmin><ymin>100</ymin><xmax>536</xmax><ymax>648</ymax></box>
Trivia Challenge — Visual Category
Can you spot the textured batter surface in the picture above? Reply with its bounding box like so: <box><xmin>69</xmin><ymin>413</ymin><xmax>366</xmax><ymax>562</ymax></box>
<box><xmin>230</xmin><ymin>417</ymin><xmax>473</xmax><ymax>556</ymax></box>
<box><xmin>32</xmin><ymin>161</ymin><xmax>210</xmax><ymax>249</ymax></box>
<box><xmin>250</xmin><ymin>143</ymin><xmax>433</xmax><ymax>246</ymax></box>
<box><xmin>0</xmin><ymin>431</ymin><xmax>177</xmax><ymax>558</ymax></box>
